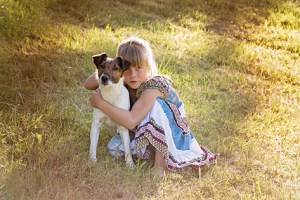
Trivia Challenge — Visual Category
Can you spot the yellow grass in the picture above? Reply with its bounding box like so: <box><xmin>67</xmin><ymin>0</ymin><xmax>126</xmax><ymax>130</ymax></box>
<box><xmin>0</xmin><ymin>0</ymin><xmax>299</xmax><ymax>199</ymax></box>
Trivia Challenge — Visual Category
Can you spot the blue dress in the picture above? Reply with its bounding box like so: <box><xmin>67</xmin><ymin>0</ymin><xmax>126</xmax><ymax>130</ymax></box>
<box><xmin>108</xmin><ymin>76</ymin><xmax>219</xmax><ymax>170</ymax></box>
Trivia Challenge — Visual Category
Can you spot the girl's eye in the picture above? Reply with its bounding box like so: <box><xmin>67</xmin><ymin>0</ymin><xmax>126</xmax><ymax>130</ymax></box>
<box><xmin>137</xmin><ymin>66</ymin><xmax>142</xmax><ymax>70</ymax></box>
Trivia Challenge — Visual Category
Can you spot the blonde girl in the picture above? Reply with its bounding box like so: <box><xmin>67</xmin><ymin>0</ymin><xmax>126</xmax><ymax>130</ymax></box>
<box><xmin>85</xmin><ymin>37</ymin><xmax>218</xmax><ymax>176</ymax></box>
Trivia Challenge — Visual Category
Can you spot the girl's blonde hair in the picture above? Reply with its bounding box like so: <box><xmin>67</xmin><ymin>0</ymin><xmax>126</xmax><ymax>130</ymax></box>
<box><xmin>117</xmin><ymin>37</ymin><xmax>158</xmax><ymax>79</ymax></box>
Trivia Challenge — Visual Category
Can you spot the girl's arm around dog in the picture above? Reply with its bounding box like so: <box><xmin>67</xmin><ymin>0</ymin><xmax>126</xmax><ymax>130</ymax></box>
<box><xmin>89</xmin><ymin>88</ymin><xmax>163</xmax><ymax>130</ymax></box>
<box><xmin>85</xmin><ymin>72</ymin><xmax>99</xmax><ymax>90</ymax></box>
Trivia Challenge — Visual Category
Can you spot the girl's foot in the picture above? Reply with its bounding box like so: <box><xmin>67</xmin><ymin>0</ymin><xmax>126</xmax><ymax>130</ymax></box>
<box><xmin>151</xmin><ymin>148</ymin><xmax>169</xmax><ymax>177</ymax></box>
<box><xmin>151</xmin><ymin>166</ymin><xmax>168</xmax><ymax>177</ymax></box>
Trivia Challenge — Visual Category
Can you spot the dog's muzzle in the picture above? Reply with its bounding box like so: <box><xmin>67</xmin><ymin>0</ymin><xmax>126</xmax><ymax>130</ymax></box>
<box><xmin>100</xmin><ymin>74</ymin><xmax>111</xmax><ymax>85</ymax></box>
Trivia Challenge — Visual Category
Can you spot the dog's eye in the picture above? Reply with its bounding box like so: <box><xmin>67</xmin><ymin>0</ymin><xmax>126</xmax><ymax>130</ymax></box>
<box><xmin>100</xmin><ymin>64</ymin><xmax>105</xmax><ymax>68</ymax></box>
<box><xmin>113</xmin><ymin>66</ymin><xmax>119</xmax><ymax>71</ymax></box>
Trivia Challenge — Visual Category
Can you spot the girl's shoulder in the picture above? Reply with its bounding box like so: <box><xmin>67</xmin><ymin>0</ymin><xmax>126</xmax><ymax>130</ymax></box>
<box><xmin>147</xmin><ymin>76</ymin><xmax>170</xmax><ymax>87</ymax></box>
<box><xmin>136</xmin><ymin>76</ymin><xmax>170</xmax><ymax>100</ymax></box>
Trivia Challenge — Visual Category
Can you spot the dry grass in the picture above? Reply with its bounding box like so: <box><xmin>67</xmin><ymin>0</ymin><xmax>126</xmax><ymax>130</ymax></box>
<box><xmin>0</xmin><ymin>0</ymin><xmax>299</xmax><ymax>199</ymax></box>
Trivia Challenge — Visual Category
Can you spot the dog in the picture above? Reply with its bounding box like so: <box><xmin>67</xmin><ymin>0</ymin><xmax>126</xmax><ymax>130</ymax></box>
<box><xmin>89</xmin><ymin>53</ymin><xmax>134</xmax><ymax>168</ymax></box>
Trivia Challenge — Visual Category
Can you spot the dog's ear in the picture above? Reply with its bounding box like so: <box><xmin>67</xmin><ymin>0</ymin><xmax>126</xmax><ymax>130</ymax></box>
<box><xmin>116</xmin><ymin>56</ymin><xmax>132</xmax><ymax>72</ymax></box>
<box><xmin>92</xmin><ymin>53</ymin><xmax>108</xmax><ymax>67</ymax></box>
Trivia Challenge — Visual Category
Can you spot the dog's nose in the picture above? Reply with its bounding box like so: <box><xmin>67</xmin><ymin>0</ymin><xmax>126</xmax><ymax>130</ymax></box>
<box><xmin>101</xmin><ymin>75</ymin><xmax>109</xmax><ymax>83</ymax></box>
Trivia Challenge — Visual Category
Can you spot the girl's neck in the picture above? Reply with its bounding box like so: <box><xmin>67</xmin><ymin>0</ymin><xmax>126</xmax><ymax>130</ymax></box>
<box><xmin>127</xmin><ymin>87</ymin><xmax>137</xmax><ymax>107</ymax></box>
<box><xmin>128</xmin><ymin>88</ymin><xmax>137</xmax><ymax>98</ymax></box>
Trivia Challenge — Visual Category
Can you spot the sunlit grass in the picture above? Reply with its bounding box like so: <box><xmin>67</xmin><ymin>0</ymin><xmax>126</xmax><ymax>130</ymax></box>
<box><xmin>1</xmin><ymin>0</ymin><xmax>299</xmax><ymax>199</ymax></box>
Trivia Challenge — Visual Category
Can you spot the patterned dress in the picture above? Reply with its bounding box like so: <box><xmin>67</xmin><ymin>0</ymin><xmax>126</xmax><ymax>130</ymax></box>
<box><xmin>108</xmin><ymin>76</ymin><xmax>219</xmax><ymax>170</ymax></box>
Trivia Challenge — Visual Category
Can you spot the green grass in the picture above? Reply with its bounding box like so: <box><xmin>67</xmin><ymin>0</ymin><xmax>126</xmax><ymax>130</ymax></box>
<box><xmin>1</xmin><ymin>0</ymin><xmax>299</xmax><ymax>199</ymax></box>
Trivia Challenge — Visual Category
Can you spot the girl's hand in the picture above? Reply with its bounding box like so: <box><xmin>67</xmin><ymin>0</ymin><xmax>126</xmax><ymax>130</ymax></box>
<box><xmin>89</xmin><ymin>89</ymin><xmax>103</xmax><ymax>109</ymax></box>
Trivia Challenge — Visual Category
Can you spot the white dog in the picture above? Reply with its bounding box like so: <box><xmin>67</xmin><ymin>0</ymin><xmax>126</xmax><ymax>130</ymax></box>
<box><xmin>89</xmin><ymin>53</ymin><xmax>134</xmax><ymax>168</ymax></box>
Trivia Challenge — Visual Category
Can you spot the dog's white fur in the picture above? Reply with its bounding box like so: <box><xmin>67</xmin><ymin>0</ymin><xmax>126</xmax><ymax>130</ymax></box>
<box><xmin>89</xmin><ymin>74</ymin><xmax>134</xmax><ymax>168</ymax></box>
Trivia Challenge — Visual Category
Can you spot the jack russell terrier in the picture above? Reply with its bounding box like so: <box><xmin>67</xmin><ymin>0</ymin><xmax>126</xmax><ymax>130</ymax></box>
<box><xmin>89</xmin><ymin>53</ymin><xmax>134</xmax><ymax>168</ymax></box>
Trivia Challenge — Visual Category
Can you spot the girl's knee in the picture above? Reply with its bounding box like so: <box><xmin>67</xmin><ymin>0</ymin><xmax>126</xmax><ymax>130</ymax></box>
<box><xmin>147</xmin><ymin>144</ymin><xmax>155</xmax><ymax>152</ymax></box>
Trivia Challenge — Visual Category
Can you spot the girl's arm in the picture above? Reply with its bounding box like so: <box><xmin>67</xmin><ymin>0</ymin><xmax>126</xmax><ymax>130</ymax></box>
<box><xmin>89</xmin><ymin>88</ymin><xmax>163</xmax><ymax>130</ymax></box>
<box><xmin>84</xmin><ymin>72</ymin><xmax>99</xmax><ymax>90</ymax></box>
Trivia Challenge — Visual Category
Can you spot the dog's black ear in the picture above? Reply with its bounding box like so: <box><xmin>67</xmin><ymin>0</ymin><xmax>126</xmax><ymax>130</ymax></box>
<box><xmin>92</xmin><ymin>53</ymin><xmax>108</xmax><ymax>67</ymax></box>
<box><xmin>116</xmin><ymin>56</ymin><xmax>132</xmax><ymax>72</ymax></box>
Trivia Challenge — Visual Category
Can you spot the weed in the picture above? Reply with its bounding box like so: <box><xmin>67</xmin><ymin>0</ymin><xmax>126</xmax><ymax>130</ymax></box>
<box><xmin>1</xmin><ymin>0</ymin><xmax>299</xmax><ymax>199</ymax></box>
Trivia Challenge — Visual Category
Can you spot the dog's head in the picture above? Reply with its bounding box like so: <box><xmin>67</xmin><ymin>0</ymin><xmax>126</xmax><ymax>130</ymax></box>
<box><xmin>92</xmin><ymin>53</ymin><xmax>131</xmax><ymax>86</ymax></box>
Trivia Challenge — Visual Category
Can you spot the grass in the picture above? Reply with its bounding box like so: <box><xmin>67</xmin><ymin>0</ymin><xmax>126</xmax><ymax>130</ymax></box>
<box><xmin>0</xmin><ymin>0</ymin><xmax>299</xmax><ymax>199</ymax></box>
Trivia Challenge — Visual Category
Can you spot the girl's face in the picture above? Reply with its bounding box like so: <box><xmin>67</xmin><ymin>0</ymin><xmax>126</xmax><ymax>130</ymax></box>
<box><xmin>123</xmin><ymin>64</ymin><xmax>149</xmax><ymax>89</ymax></box>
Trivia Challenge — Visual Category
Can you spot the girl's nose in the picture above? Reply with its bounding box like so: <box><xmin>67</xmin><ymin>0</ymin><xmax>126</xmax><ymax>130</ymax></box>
<box><xmin>130</xmin><ymin>69</ymin><xmax>136</xmax><ymax>77</ymax></box>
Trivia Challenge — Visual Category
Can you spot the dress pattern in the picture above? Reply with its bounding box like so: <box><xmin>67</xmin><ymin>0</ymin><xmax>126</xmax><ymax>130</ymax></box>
<box><xmin>134</xmin><ymin>76</ymin><xmax>219</xmax><ymax>170</ymax></box>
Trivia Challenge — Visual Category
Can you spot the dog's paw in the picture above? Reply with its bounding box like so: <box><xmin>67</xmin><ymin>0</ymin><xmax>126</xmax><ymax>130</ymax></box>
<box><xmin>126</xmin><ymin>161</ymin><xmax>136</xmax><ymax>170</ymax></box>
<box><xmin>90</xmin><ymin>157</ymin><xmax>97</xmax><ymax>163</ymax></box>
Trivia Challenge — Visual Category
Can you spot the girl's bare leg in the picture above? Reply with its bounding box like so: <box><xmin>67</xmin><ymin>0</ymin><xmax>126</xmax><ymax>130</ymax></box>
<box><xmin>152</xmin><ymin>149</ymin><xmax>169</xmax><ymax>177</ymax></box>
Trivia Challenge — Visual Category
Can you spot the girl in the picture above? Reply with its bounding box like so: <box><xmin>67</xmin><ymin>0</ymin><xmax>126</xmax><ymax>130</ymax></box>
<box><xmin>85</xmin><ymin>37</ymin><xmax>218</xmax><ymax>176</ymax></box>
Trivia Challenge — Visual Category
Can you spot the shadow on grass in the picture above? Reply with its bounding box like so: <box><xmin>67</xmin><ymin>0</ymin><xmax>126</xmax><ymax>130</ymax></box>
<box><xmin>0</xmin><ymin>0</ymin><xmax>275</xmax><ymax>176</ymax></box>
<box><xmin>0</xmin><ymin>0</ymin><xmax>286</xmax><ymax>198</ymax></box>
<box><xmin>0</xmin><ymin>0</ymin><xmax>279</xmax><ymax>114</ymax></box>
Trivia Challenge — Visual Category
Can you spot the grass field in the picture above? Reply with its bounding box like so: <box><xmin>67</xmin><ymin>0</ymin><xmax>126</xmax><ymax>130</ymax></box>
<box><xmin>0</xmin><ymin>0</ymin><xmax>299</xmax><ymax>199</ymax></box>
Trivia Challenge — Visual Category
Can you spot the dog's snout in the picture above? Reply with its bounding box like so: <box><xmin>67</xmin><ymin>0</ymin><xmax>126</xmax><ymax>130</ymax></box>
<box><xmin>101</xmin><ymin>75</ymin><xmax>109</xmax><ymax>83</ymax></box>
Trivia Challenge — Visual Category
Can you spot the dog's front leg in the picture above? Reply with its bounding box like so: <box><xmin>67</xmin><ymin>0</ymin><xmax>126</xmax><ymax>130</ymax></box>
<box><xmin>89</xmin><ymin>120</ymin><xmax>103</xmax><ymax>162</ymax></box>
<box><xmin>118</xmin><ymin>126</ymin><xmax>135</xmax><ymax>169</ymax></box>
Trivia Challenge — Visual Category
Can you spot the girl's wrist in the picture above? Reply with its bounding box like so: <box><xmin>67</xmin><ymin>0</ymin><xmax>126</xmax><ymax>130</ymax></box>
<box><xmin>96</xmin><ymin>98</ymin><xmax>104</xmax><ymax>110</ymax></box>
